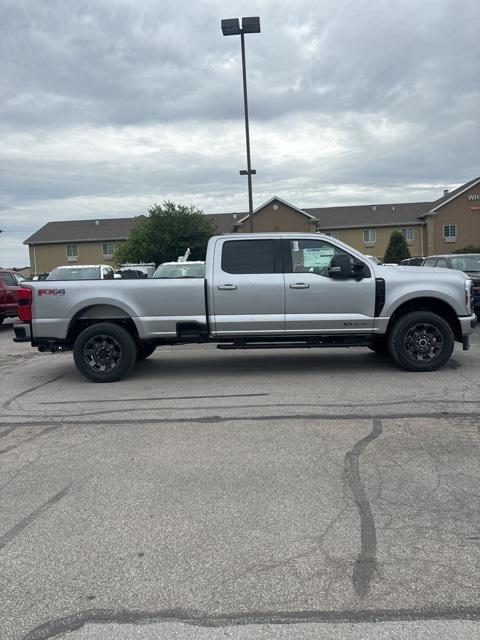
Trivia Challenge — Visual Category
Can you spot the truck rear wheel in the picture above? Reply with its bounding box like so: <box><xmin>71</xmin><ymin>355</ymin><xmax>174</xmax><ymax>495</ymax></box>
<box><xmin>73</xmin><ymin>322</ymin><xmax>137</xmax><ymax>382</ymax></box>
<box><xmin>388</xmin><ymin>311</ymin><xmax>454</xmax><ymax>372</ymax></box>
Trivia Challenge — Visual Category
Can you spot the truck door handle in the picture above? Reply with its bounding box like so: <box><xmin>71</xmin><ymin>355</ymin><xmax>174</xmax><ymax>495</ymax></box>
<box><xmin>290</xmin><ymin>283</ymin><xmax>310</xmax><ymax>289</ymax></box>
<box><xmin>218</xmin><ymin>284</ymin><xmax>238</xmax><ymax>290</ymax></box>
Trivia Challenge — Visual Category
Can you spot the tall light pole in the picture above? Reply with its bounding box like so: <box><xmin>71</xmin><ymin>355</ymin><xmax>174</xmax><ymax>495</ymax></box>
<box><xmin>221</xmin><ymin>17</ymin><xmax>260</xmax><ymax>233</ymax></box>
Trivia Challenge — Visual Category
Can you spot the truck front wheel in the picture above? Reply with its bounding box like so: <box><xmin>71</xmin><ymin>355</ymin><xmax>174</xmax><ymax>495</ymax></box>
<box><xmin>73</xmin><ymin>322</ymin><xmax>137</xmax><ymax>382</ymax></box>
<box><xmin>388</xmin><ymin>311</ymin><xmax>454</xmax><ymax>372</ymax></box>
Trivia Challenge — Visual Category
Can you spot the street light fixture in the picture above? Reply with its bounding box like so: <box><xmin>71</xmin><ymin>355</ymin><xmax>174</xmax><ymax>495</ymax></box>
<box><xmin>221</xmin><ymin>16</ymin><xmax>261</xmax><ymax>233</ymax></box>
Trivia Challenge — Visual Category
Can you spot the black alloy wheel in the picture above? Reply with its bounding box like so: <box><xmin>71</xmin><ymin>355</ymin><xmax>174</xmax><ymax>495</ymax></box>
<box><xmin>403</xmin><ymin>322</ymin><xmax>443</xmax><ymax>363</ymax></box>
<box><xmin>73</xmin><ymin>322</ymin><xmax>137</xmax><ymax>382</ymax></box>
<box><xmin>83</xmin><ymin>334</ymin><xmax>123</xmax><ymax>373</ymax></box>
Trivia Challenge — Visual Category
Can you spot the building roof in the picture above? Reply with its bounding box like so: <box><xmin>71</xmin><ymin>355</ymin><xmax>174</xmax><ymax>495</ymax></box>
<box><xmin>424</xmin><ymin>176</ymin><xmax>480</xmax><ymax>214</ymax></box>
<box><xmin>304</xmin><ymin>201</ymin><xmax>433</xmax><ymax>229</ymax></box>
<box><xmin>24</xmin><ymin>216</ymin><xmax>145</xmax><ymax>245</ymax></box>
<box><xmin>206</xmin><ymin>213</ymin><xmax>243</xmax><ymax>234</ymax></box>
<box><xmin>237</xmin><ymin>196</ymin><xmax>317</xmax><ymax>225</ymax></box>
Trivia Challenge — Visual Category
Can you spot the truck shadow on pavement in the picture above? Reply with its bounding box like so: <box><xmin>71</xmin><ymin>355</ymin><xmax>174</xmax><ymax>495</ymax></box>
<box><xmin>129</xmin><ymin>349</ymin><xmax>399</xmax><ymax>381</ymax></box>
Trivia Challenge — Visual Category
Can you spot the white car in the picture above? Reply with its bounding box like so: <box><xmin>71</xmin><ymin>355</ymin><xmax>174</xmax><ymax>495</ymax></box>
<box><xmin>46</xmin><ymin>265</ymin><xmax>118</xmax><ymax>280</ymax></box>
<box><xmin>153</xmin><ymin>261</ymin><xmax>205</xmax><ymax>278</ymax></box>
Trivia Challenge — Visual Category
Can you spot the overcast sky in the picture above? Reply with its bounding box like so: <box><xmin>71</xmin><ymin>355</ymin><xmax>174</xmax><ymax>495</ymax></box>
<box><xmin>1</xmin><ymin>0</ymin><xmax>479</xmax><ymax>266</ymax></box>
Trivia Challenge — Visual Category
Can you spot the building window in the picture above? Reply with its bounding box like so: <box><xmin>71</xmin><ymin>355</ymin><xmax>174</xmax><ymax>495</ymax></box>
<box><xmin>102</xmin><ymin>242</ymin><xmax>114</xmax><ymax>257</ymax></box>
<box><xmin>443</xmin><ymin>224</ymin><xmax>457</xmax><ymax>242</ymax></box>
<box><xmin>363</xmin><ymin>229</ymin><xmax>376</xmax><ymax>245</ymax></box>
<box><xmin>324</xmin><ymin>232</ymin><xmax>338</xmax><ymax>239</ymax></box>
<box><xmin>402</xmin><ymin>228</ymin><xmax>414</xmax><ymax>242</ymax></box>
<box><xmin>66</xmin><ymin>244</ymin><xmax>78</xmax><ymax>261</ymax></box>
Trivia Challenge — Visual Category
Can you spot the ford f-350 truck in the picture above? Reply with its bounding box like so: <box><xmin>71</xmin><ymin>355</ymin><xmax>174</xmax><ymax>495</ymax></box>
<box><xmin>13</xmin><ymin>233</ymin><xmax>477</xmax><ymax>382</ymax></box>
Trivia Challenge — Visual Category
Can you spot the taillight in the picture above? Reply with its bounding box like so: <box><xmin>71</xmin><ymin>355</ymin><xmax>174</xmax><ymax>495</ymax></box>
<box><xmin>18</xmin><ymin>287</ymin><xmax>32</xmax><ymax>321</ymax></box>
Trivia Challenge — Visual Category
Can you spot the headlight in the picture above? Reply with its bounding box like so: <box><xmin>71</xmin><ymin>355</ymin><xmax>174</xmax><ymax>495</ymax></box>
<box><xmin>465</xmin><ymin>279</ymin><xmax>473</xmax><ymax>313</ymax></box>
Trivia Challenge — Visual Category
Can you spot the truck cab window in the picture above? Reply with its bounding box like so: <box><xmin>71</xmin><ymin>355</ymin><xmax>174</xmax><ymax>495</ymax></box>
<box><xmin>221</xmin><ymin>240</ymin><xmax>276</xmax><ymax>274</ymax></box>
<box><xmin>288</xmin><ymin>239</ymin><xmax>351</xmax><ymax>276</ymax></box>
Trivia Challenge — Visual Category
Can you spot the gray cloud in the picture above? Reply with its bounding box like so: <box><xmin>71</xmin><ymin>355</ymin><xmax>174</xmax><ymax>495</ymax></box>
<box><xmin>0</xmin><ymin>0</ymin><xmax>479</xmax><ymax>266</ymax></box>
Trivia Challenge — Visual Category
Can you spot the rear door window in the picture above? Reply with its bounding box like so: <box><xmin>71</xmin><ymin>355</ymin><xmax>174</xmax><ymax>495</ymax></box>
<box><xmin>221</xmin><ymin>240</ymin><xmax>276</xmax><ymax>274</ymax></box>
<box><xmin>423</xmin><ymin>258</ymin><xmax>437</xmax><ymax>267</ymax></box>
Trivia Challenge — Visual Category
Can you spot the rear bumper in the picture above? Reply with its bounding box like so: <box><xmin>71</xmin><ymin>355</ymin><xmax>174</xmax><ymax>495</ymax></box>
<box><xmin>13</xmin><ymin>323</ymin><xmax>32</xmax><ymax>342</ymax></box>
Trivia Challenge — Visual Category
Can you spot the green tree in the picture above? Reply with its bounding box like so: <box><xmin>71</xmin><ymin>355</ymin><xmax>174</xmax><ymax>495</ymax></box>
<box><xmin>383</xmin><ymin>230</ymin><xmax>411</xmax><ymax>264</ymax></box>
<box><xmin>115</xmin><ymin>201</ymin><xmax>216</xmax><ymax>266</ymax></box>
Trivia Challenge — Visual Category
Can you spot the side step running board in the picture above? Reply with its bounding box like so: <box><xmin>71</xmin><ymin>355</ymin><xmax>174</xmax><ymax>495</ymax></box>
<box><xmin>217</xmin><ymin>337</ymin><xmax>371</xmax><ymax>350</ymax></box>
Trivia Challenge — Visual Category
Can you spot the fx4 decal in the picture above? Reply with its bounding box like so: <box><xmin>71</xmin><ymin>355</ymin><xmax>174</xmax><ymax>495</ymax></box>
<box><xmin>38</xmin><ymin>289</ymin><xmax>66</xmax><ymax>296</ymax></box>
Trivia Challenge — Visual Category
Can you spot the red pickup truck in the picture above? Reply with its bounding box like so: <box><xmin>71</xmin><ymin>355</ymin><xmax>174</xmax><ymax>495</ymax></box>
<box><xmin>0</xmin><ymin>270</ymin><xmax>26</xmax><ymax>326</ymax></box>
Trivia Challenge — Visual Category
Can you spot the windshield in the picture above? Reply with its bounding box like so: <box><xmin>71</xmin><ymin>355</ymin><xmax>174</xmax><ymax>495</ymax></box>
<box><xmin>47</xmin><ymin>267</ymin><xmax>101</xmax><ymax>280</ymax></box>
<box><xmin>13</xmin><ymin>273</ymin><xmax>26</xmax><ymax>284</ymax></box>
<box><xmin>450</xmin><ymin>255</ymin><xmax>480</xmax><ymax>272</ymax></box>
<box><xmin>153</xmin><ymin>264</ymin><xmax>205</xmax><ymax>278</ymax></box>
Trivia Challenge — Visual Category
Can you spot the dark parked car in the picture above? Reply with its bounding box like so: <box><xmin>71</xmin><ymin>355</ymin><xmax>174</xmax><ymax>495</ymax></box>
<box><xmin>115</xmin><ymin>269</ymin><xmax>147</xmax><ymax>279</ymax></box>
<box><xmin>400</xmin><ymin>257</ymin><xmax>424</xmax><ymax>266</ymax></box>
<box><xmin>421</xmin><ymin>254</ymin><xmax>480</xmax><ymax>318</ymax></box>
<box><xmin>0</xmin><ymin>269</ymin><xmax>26</xmax><ymax>325</ymax></box>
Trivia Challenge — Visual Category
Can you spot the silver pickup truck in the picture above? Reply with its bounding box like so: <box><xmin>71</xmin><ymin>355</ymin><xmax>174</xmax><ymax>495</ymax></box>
<box><xmin>14</xmin><ymin>233</ymin><xmax>477</xmax><ymax>382</ymax></box>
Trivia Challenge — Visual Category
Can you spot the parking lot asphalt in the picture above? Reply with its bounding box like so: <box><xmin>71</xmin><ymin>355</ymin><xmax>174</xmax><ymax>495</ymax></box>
<box><xmin>0</xmin><ymin>318</ymin><xmax>479</xmax><ymax>639</ymax></box>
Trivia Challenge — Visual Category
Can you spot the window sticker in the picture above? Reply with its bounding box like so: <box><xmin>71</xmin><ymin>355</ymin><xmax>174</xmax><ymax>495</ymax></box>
<box><xmin>303</xmin><ymin>247</ymin><xmax>334</xmax><ymax>268</ymax></box>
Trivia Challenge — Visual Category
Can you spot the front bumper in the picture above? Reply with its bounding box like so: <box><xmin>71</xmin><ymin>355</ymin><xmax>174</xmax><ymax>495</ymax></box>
<box><xmin>459</xmin><ymin>313</ymin><xmax>478</xmax><ymax>334</ymax></box>
<box><xmin>459</xmin><ymin>313</ymin><xmax>477</xmax><ymax>350</ymax></box>
<box><xmin>13</xmin><ymin>323</ymin><xmax>31</xmax><ymax>342</ymax></box>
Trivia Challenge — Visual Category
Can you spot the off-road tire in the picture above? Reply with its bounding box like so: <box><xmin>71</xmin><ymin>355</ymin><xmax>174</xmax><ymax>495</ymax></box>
<box><xmin>136</xmin><ymin>342</ymin><xmax>157</xmax><ymax>361</ymax></box>
<box><xmin>388</xmin><ymin>311</ymin><xmax>454</xmax><ymax>372</ymax></box>
<box><xmin>73</xmin><ymin>322</ymin><xmax>137</xmax><ymax>382</ymax></box>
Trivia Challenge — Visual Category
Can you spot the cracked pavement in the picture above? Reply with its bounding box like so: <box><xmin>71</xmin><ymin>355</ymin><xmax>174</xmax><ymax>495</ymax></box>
<box><xmin>0</xmin><ymin>319</ymin><xmax>479</xmax><ymax>639</ymax></box>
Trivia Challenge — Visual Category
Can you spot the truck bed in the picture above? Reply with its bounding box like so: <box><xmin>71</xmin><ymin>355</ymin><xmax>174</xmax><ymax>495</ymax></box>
<box><xmin>28</xmin><ymin>278</ymin><xmax>207</xmax><ymax>340</ymax></box>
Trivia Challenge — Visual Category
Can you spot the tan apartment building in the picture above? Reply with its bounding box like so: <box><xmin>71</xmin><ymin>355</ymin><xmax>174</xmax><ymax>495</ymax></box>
<box><xmin>24</xmin><ymin>177</ymin><xmax>479</xmax><ymax>273</ymax></box>
<box><xmin>24</xmin><ymin>217</ymin><xmax>144</xmax><ymax>275</ymax></box>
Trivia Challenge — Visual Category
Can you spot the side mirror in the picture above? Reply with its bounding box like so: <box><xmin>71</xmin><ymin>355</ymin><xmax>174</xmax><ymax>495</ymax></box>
<box><xmin>113</xmin><ymin>273</ymin><xmax>122</xmax><ymax>279</ymax></box>
<box><xmin>328</xmin><ymin>254</ymin><xmax>368</xmax><ymax>279</ymax></box>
